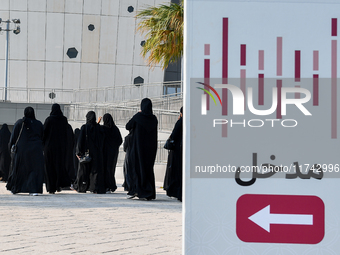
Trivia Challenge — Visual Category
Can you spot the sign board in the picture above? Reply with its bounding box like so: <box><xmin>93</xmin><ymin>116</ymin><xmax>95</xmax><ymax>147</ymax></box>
<box><xmin>184</xmin><ymin>0</ymin><xmax>340</xmax><ymax>254</ymax></box>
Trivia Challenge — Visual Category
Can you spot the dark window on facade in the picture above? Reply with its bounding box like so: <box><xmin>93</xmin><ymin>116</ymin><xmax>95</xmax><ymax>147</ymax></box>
<box><xmin>163</xmin><ymin>60</ymin><xmax>182</xmax><ymax>95</ymax></box>
<box><xmin>88</xmin><ymin>24</ymin><xmax>95</xmax><ymax>31</ymax></box>
<box><xmin>127</xmin><ymin>6</ymin><xmax>134</xmax><ymax>13</ymax></box>
<box><xmin>66</xmin><ymin>47</ymin><xmax>78</xmax><ymax>59</ymax></box>
<box><xmin>134</xmin><ymin>76</ymin><xmax>144</xmax><ymax>86</ymax></box>
<box><xmin>49</xmin><ymin>92</ymin><xmax>56</xmax><ymax>99</ymax></box>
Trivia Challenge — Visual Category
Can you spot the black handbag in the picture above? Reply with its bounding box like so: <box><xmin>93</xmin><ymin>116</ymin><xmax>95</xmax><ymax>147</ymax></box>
<box><xmin>79</xmin><ymin>150</ymin><xmax>91</xmax><ymax>164</ymax></box>
<box><xmin>79</xmin><ymin>126</ymin><xmax>92</xmax><ymax>164</ymax></box>
<box><xmin>164</xmin><ymin>137</ymin><xmax>175</xmax><ymax>150</ymax></box>
<box><xmin>11</xmin><ymin>122</ymin><xmax>24</xmax><ymax>154</ymax></box>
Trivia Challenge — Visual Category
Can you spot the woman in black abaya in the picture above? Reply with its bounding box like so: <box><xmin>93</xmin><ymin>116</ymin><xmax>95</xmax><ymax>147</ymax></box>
<box><xmin>163</xmin><ymin>107</ymin><xmax>183</xmax><ymax>201</ymax></box>
<box><xmin>72</xmin><ymin>128</ymin><xmax>80</xmax><ymax>184</ymax></box>
<box><xmin>43</xmin><ymin>103</ymin><xmax>73</xmax><ymax>194</ymax></box>
<box><xmin>0</xmin><ymin>124</ymin><xmax>11</xmax><ymax>182</ymax></box>
<box><xmin>7</xmin><ymin>107</ymin><xmax>44</xmax><ymax>195</ymax></box>
<box><xmin>102</xmin><ymin>113</ymin><xmax>122</xmax><ymax>193</ymax></box>
<box><xmin>75</xmin><ymin>111</ymin><xmax>105</xmax><ymax>194</ymax></box>
<box><xmin>126</xmin><ymin>98</ymin><xmax>158</xmax><ymax>200</ymax></box>
<box><xmin>65</xmin><ymin>123</ymin><xmax>75</xmax><ymax>186</ymax></box>
<box><xmin>122</xmin><ymin>129</ymin><xmax>134</xmax><ymax>192</ymax></box>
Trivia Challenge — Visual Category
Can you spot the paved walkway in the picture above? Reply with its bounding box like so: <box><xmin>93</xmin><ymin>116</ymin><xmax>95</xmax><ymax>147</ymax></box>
<box><xmin>0</xmin><ymin>180</ymin><xmax>182</xmax><ymax>255</ymax></box>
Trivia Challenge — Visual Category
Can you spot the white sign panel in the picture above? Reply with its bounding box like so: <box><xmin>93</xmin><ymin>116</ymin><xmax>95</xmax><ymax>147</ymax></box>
<box><xmin>184</xmin><ymin>0</ymin><xmax>340</xmax><ymax>254</ymax></box>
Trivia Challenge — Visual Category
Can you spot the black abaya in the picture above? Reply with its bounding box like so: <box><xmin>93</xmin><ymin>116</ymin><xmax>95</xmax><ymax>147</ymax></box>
<box><xmin>126</xmin><ymin>98</ymin><xmax>158</xmax><ymax>199</ymax></box>
<box><xmin>163</xmin><ymin>116</ymin><xmax>183</xmax><ymax>201</ymax></box>
<box><xmin>75</xmin><ymin>111</ymin><xmax>106</xmax><ymax>194</ymax></box>
<box><xmin>72</xmin><ymin>128</ymin><xmax>80</xmax><ymax>183</ymax></box>
<box><xmin>43</xmin><ymin>104</ymin><xmax>72</xmax><ymax>193</ymax></box>
<box><xmin>66</xmin><ymin>124</ymin><xmax>75</xmax><ymax>184</ymax></box>
<box><xmin>0</xmin><ymin>124</ymin><xmax>11</xmax><ymax>182</ymax></box>
<box><xmin>7</xmin><ymin>107</ymin><xmax>44</xmax><ymax>194</ymax></box>
<box><xmin>122</xmin><ymin>130</ymin><xmax>134</xmax><ymax>192</ymax></box>
<box><xmin>102</xmin><ymin>113</ymin><xmax>123</xmax><ymax>192</ymax></box>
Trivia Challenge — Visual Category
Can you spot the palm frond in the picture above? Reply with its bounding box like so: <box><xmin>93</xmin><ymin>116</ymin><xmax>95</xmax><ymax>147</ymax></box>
<box><xmin>136</xmin><ymin>2</ymin><xmax>183</xmax><ymax>69</ymax></box>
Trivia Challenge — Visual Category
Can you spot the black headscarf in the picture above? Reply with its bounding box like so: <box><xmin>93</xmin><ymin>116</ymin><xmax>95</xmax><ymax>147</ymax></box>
<box><xmin>141</xmin><ymin>98</ymin><xmax>153</xmax><ymax>115</ymax></box>
<box><xmin>0</xmin><ymin>123</ymin><xmax>11</xmax><ymax>144</ymax></box>
<box><xmin>1</xmin><ymin>123</ymin><xmax>9</xmax><ymax>132</ymax></box>
<box><xmin>74</xmin><ymin>128</ymin><xmax>80</xmax><ymax>137</ymax></box>
<box><xmin>0</xmin><ymin>123</ymin><xmax>11</xmax><ymax>145</ymax></box>
<box><xmin>50</xmin><ymin>103</ymin><xmax>63</xmax><ymax>116</ymax></box>
<box><xmin>86</xmin><ymin>111</ymin><xmax>97</xmax><ymax>125</ymax></box>
<box><xmin>103</xmin><ymin>113</ymin><xmax>115</xmax><ymax>128</ymax></box>
<box><xmin>24</xmin><ymin>106</ymin><xmax>36</xmax><ymax>120</ymax></box>
<box><xmin>180</xmin><ymin>107</ymin><xmax>183</xmax><ymax>115</ymax></box>
<box><xmin>84</xmin><ymin>111</ymin><xmax>103</xmax><ymax>149</ymax></box>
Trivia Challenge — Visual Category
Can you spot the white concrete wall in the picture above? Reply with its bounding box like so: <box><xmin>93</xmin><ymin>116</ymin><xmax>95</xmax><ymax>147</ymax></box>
<box><xmin>0</xmin><ymin>102</ymin><xmax>61</xmax><ymax>125</ymax></box>
<box><xmin>0</xmin><ymin>0</ymin><xmax>168</xmax><ymax>102</ymax></box>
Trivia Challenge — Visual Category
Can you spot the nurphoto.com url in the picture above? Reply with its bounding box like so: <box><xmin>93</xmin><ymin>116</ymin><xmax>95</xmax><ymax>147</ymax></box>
<box><xmin>194</xmin><ymin>163</ymin><xmax>340</xmax><ymax>174</ymax></box>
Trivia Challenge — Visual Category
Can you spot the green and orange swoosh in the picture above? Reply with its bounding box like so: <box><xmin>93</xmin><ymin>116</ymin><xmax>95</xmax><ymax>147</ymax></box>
<box><xmin>196</xmin><ymin>82</ymin><xmax>222</xmax><ymax>106</ymax></box>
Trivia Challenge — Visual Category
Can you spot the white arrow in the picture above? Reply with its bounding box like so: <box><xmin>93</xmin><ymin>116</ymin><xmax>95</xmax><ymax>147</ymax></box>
<box><xmin>248</xmin><ymin>205</ymin><xmax>313</xmax><ymax>232</ymax></box>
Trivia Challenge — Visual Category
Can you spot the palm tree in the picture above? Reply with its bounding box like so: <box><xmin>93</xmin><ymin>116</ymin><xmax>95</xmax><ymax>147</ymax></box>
<box><xmin>136</xmin><ymin>1</ymin><xmax>183</xmax><ymax>70</ymax></box>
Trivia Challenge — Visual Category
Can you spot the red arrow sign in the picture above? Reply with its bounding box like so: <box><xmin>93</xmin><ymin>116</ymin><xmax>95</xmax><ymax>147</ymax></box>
<box><xmin>236</xmin><ymin>194</ymin><xmax>324</xmax><ymax>244</ymax></box>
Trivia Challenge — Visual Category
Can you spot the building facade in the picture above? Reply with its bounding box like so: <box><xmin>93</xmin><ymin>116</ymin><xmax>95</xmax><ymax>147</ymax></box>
<box><xmin>0</xmin><ymin>0</ymin><xmax>171</xmax><ymax>103</ymax></box>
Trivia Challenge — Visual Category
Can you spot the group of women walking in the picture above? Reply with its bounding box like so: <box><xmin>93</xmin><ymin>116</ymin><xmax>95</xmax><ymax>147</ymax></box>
<box><xmin>0</xmin><ymin>98</ymin><xmax>183</xmax><ymax>201</ymax></box>
<box><xmin>73</xmin><ymin>110</ymin><xmax>122</xmax><ymax>194</ymax></box>
<box><xmin>2</xmin><ymin>104</ymin><xmax>122</xmax><ymax>196</ymax></box>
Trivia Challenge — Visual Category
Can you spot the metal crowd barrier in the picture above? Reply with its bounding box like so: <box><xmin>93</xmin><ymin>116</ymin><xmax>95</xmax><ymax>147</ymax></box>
<box><xmin>65</xmin><ymin>104</ymin><xmax>180</xmax><ymax>132</ymax></box>
<box><xmin>1</xmin><ymin>81</ymin><xmax>182</xmax><ymax>105</ymax></box>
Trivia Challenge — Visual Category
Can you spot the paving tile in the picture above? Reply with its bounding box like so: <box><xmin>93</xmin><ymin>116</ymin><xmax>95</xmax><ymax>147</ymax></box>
<box><xmin>0</xmin><ymin>180</ymin><xmax>182</xmax><ymax>254</ymax></box>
